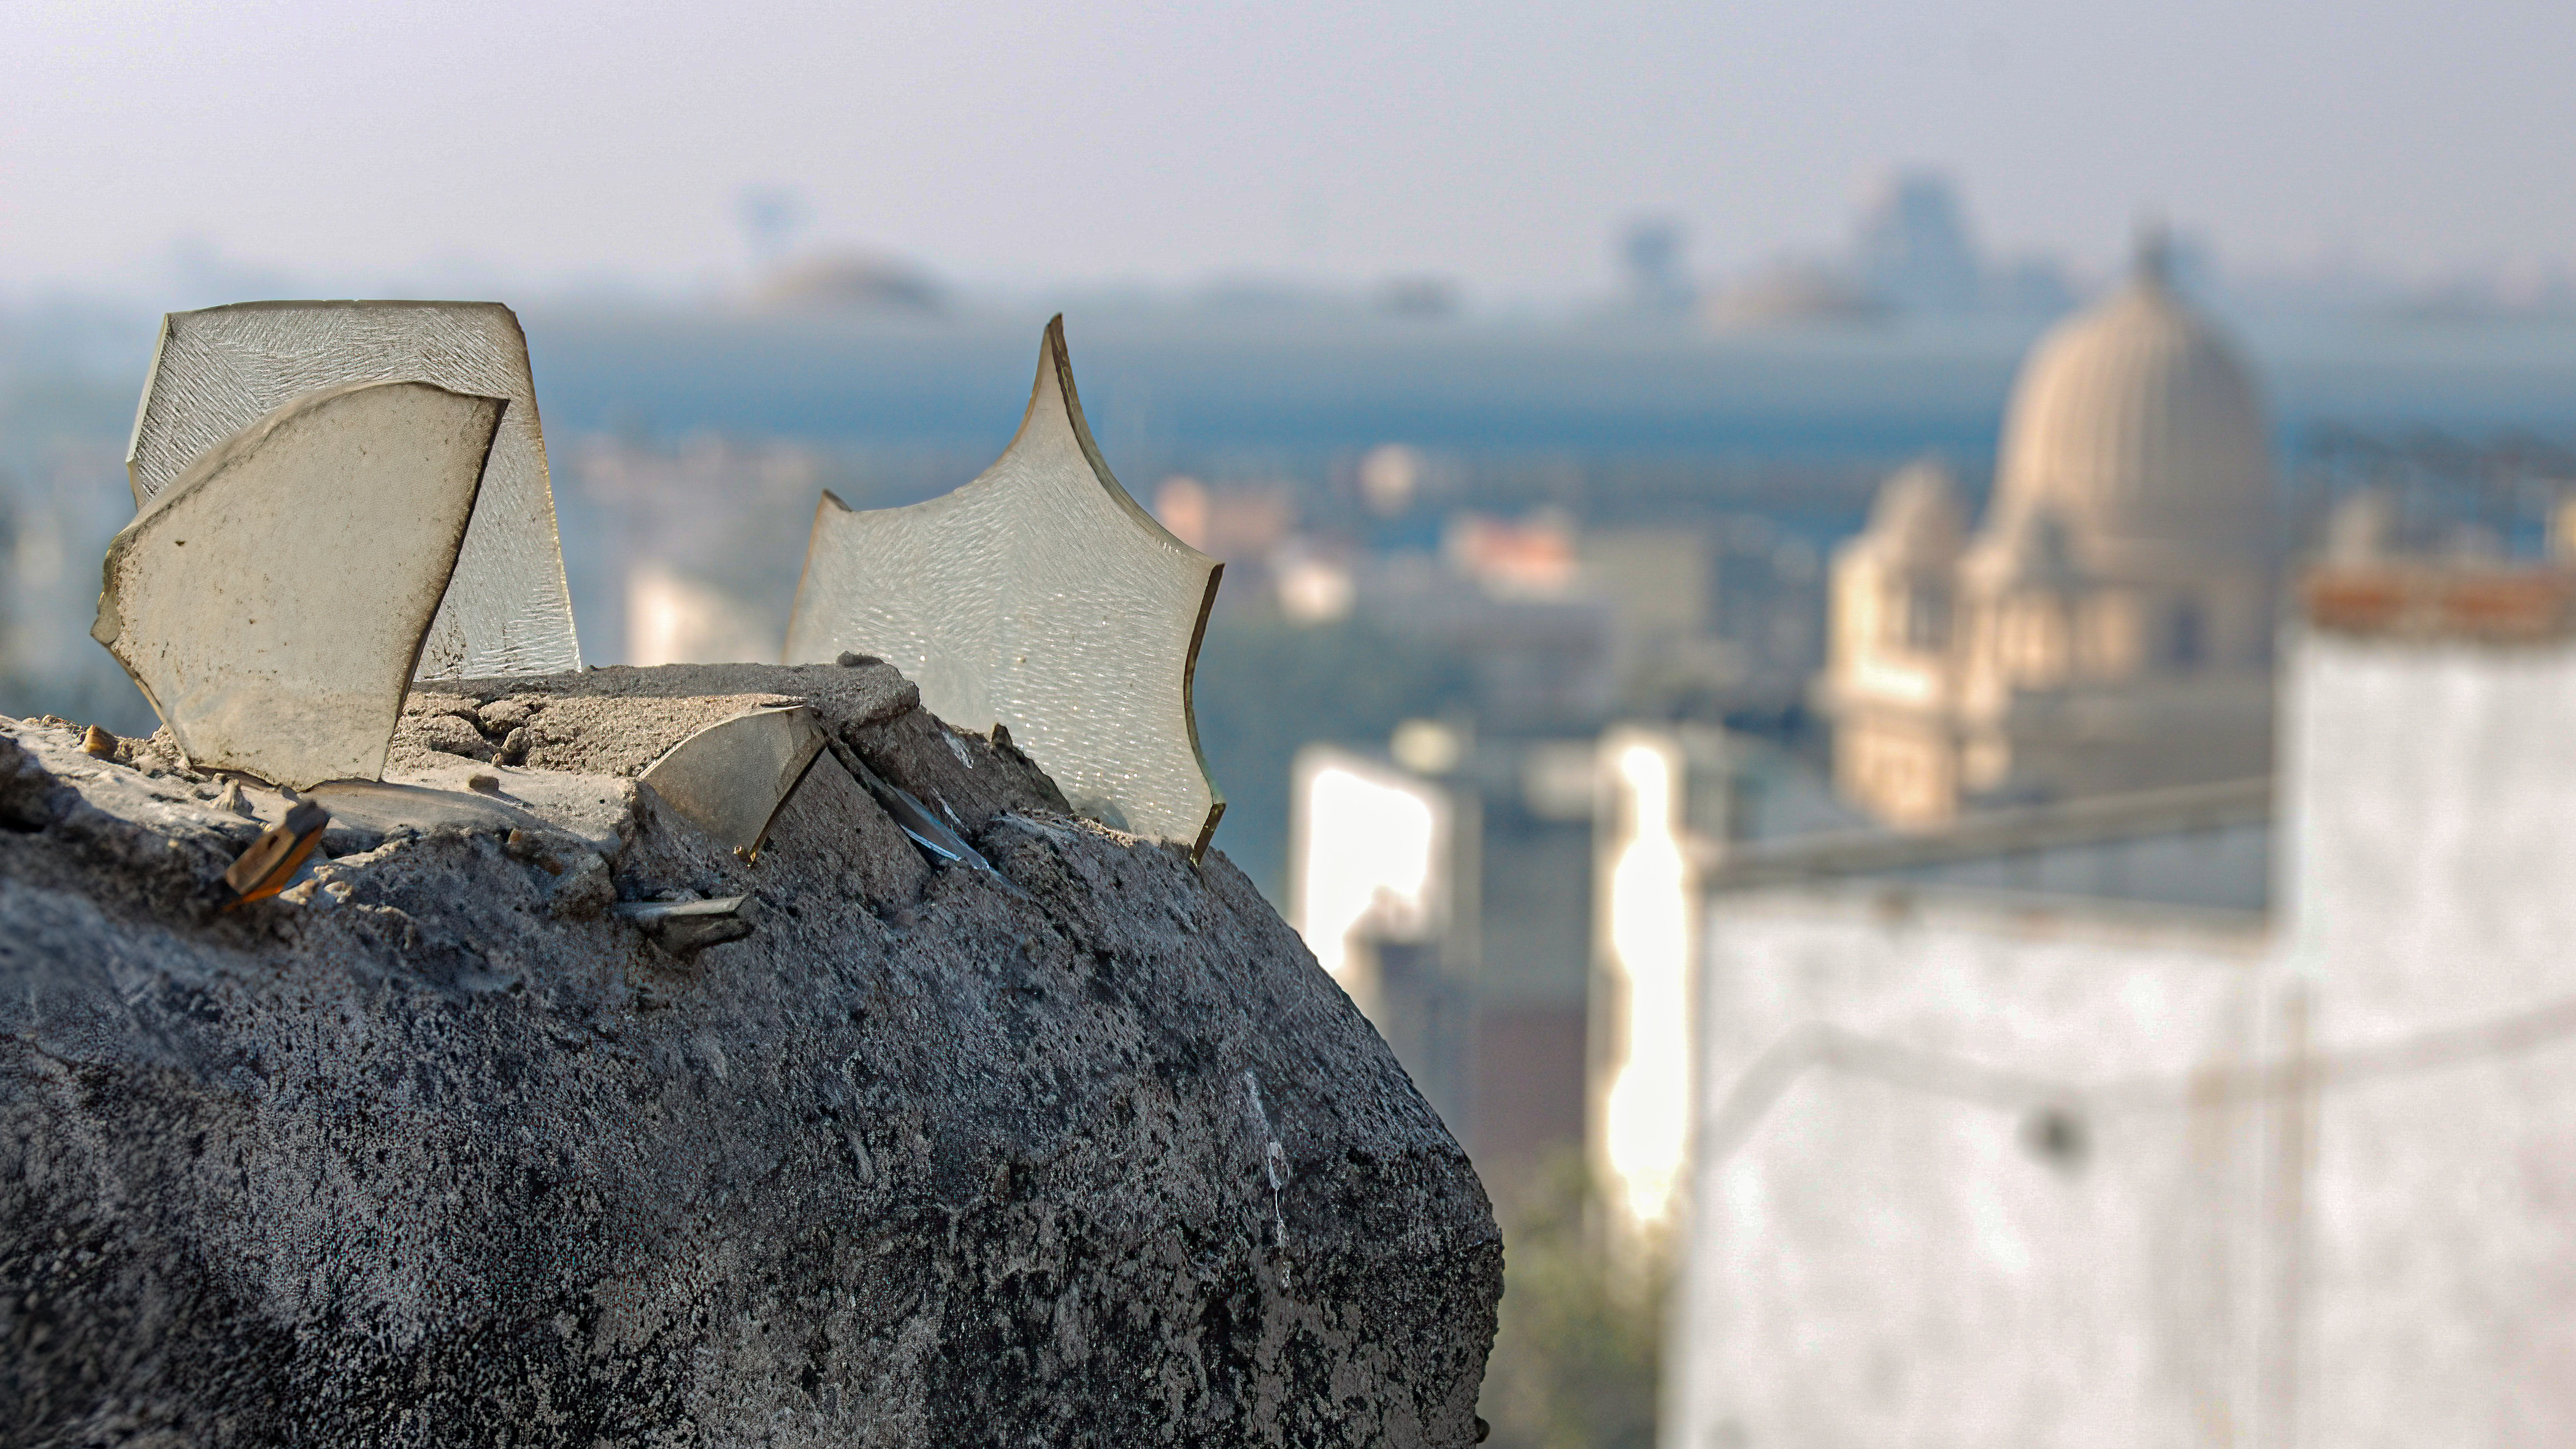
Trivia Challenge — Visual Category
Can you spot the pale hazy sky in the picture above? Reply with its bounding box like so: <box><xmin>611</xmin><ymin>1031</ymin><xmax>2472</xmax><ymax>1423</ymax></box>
<box><xmin>6</xmin><ymin>0</ymin><xmax>2572</xmax><ymax>298</ymax></box>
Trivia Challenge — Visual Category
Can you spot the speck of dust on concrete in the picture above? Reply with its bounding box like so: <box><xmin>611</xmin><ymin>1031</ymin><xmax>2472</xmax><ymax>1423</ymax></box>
<box><xmin>0</xmin><ymin>662</ymin><xmax>1501</xmax><ymax>1448</ymax></box>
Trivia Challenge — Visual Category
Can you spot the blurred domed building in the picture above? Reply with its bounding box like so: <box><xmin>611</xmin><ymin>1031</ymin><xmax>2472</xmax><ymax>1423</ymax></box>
<box><xmin>1819</xmin><ymin>241</ymin><xmax>2275</xmax><ymax>824</ymax></box>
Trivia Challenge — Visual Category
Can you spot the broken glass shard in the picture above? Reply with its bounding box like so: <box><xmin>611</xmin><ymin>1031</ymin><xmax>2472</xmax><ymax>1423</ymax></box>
<box><xmin>610</xmin><ymin>895</ymin><xmax>757</xmax><ymax>958</ymax></box>
<box><xmin>222</xmin><ymin>798</ymin><xmax>332</xmax><ymax>905</ymax></box>
<box><xmin>126</xmin><ymin>301</ymin><xmax>582</xmax><ymax>679</ymax></box>
<box><xmin>637</xmin><ymin>705</ymin><xmax>829</xmax><ymax>856</ymax></box>
<box><xmin>94</xmin><ymin>380</ymin><xmax>505</xmax><ymax>790</ymax></box>
<box><xmin>608</xmin><ymin>895</ymin><xmax>753</xmax><ymax>924</ymax></box>
<box><xmin>821</xmin><ymin>736</ymin><xmax>1008</xmax><ymax>879</ymax></box>
<box><xmin>783</xmin><ymin>317</ymin><xmax>1225</xmax><ymax>856</ymax></box>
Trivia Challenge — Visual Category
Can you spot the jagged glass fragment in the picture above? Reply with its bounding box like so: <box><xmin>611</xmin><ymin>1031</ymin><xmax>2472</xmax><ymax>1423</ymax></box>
<box><xmin>783</xmin><ymin>318</ymin><xmax>1225</xmax><ymax>856</ymax></box>
<box><xmin>821</xmin><ymin>736</ymin><xmax>1008</xmax><ymax>879</ymax></box>
<box><xmin>609</xmin><ymin>896</ymin><xmax>752</xmax><ymax>924</ymax></box>
<box><xmin>222</xmin><ymin>798</ymin><xmax>331</xmax><ymax>903</ymax></box>
<box><xmin>126</xmin><ymin>300</ymin><xmax>582</xmax><ymax>679</ymax></box>
<box><xmin>94</xmin><ymin>380</ymin><xmax>505</xmax><ymax>789</ymax></box>
<box><xmin>637</xmin><ymin>705</ymin><xmax>829</xmax><ymax>855</ymax></box>
<box><xmin>610</xmin><ymin>895</ymin><xmax>757</xmax><ymax>958</ymax></box>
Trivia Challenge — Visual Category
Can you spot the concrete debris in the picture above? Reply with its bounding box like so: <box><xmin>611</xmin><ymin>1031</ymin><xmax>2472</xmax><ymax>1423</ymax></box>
<box><xmin>0</xmin><ymin>732</ymin><xmax>62</xmax><ymax>831</ymax></box>
<box><xmin>0</xmin><ymin>663</ymin><xmax>1500</xmax><ymax>1444</ymax></box>
<box><xmin>80</xmin><ymin>724</ymin><xmax>115</xmax><ymax>758</ymax></box>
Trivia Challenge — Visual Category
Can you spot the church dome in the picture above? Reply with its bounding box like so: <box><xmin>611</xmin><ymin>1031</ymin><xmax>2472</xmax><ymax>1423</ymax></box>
<box><xmin>1988</xmin><ymin>246</ymin><xmax>2272</xmax><ymax>573</ymax></box>
<box><xmin>1960</xmin><ymin>502</ymin><xmax>2084</xmax><ymax>594</ymax></box>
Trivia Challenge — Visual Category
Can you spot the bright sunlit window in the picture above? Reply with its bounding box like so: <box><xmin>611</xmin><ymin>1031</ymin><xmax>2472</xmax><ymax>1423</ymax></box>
<box><xmin>1289</xmin><ymin>752</ymin><xmax>1445</xmax><ymax>993</ymax></box>
<box><xmin>1599</xmin><ymin>734</ymin><xmax>1697</xmax><ymax>1232</ymax></box>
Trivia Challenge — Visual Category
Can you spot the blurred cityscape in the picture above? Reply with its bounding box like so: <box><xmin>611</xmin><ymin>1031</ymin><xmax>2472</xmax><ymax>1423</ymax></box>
<box><xmin>12</xmin><ymin>167</ymin><xmax>2576</xmax><ymax>1445</ymax></box>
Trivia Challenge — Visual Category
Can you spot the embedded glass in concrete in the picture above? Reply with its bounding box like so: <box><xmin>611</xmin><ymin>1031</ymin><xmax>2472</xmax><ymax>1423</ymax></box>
<box><xmin>95</xmin><ymin>380</ymin><xmax>505</xmax><ymax>789</ymax></box>
<box><xmin>784</xmin><ymin>318</ymin><xmax>1225</xmax><ymax>856</ymax></box>
<box><xmin>126</xmin><ymin>300</ymin><xmax>581</xmax><ymax>679</ymax></box>
<box><xmin>637</xmin><ymin>705</ymin><xmax>829</xmax><ymax>856</ymax></box>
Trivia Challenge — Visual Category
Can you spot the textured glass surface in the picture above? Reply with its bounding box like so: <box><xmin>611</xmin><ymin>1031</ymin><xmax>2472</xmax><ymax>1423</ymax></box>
<box><xmin>95</xmin><ymin>380</ymin><xmax>504</xmax><ymax>789</ymax></box>
<box><xmin>126</xmin><ymin>301</ymin><xmax>581</xmax><ymax>678</ymax></box>
<box><xmin>637</xmin><ymin>705</ymin><xmax>828</xmax><ymax>855</ymax></box>
<box><xmin>784</xmin><ymin>319</ymin><xmax>1224</xmax><ymax>856</ymax></box>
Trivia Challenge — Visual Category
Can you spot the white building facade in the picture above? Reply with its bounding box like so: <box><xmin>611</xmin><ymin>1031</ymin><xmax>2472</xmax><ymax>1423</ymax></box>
<box><xmin>1673</xmin><ymin>564</ymin><xmax>2576</xmax><ymax>1448</ymax></box>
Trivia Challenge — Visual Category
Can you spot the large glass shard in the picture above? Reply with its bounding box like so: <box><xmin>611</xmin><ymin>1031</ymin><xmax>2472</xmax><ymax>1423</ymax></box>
<box><xmin>126</xmin><ymin>301</ymin><xmax>582</xmax><ymax>679</ymax></box>
<box><xmin>637</xmin><ymin>705</ymin><xmax>829</xmax><ymax>856</ymax></box>
<box><xmin>784</xmin><ymin>318</ymin><xmax>1225</xmax><ymax>857</ymax></box>
<box><xmin>94</xmin><ymin>380</ymin><xmax>505</xmax><ymax>789</ymax></box>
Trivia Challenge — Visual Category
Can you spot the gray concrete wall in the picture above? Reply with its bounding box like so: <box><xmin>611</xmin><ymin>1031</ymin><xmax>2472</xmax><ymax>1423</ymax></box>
<box><xmin>1674</xmin><ymin>625</ymin><xmax>2576</xmax><ymax>1448</ymax></box>
<box><xmin>2280</xmin><ymin>631</ymin><xmax>2576</xmax><ymax>1447</ymax></box>
<box><xmin>1674</xmin><ymin>889</ymin><xmax>2264</xmax><ymax>1449</ymax></box>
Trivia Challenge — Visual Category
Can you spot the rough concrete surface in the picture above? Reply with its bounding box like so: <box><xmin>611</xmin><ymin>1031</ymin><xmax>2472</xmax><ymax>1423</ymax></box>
<box><xmin>0</xmin><ymin>663</ymin><xmax>1501</xmax><ymax>1447</ymax></box>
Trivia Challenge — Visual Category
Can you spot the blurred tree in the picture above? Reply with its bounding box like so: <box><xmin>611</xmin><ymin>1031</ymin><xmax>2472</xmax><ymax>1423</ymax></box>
<box><xmin>1478</xmin><ymin>1153</ymin><xmax>1667</xmax><ymax>1449</ymax></box>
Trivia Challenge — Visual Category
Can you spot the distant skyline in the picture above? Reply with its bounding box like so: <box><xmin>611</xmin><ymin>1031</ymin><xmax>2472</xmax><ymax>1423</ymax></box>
<box><xmin>7</xmin><ymin>0</ymin><xmax>2574</xmax><ymax>302</ymax></box>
